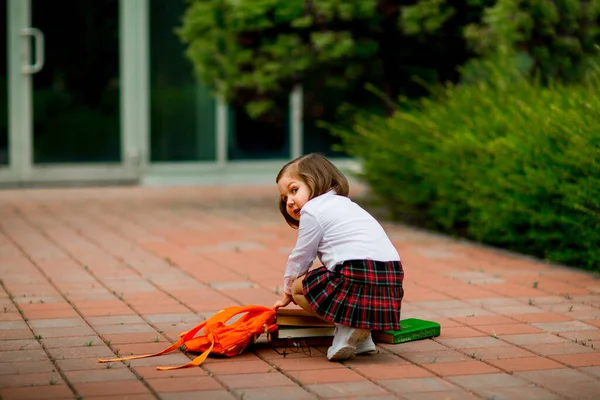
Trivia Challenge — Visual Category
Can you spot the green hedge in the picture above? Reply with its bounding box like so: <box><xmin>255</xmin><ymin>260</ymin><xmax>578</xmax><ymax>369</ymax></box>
<box><xmin>332</xmin><ymin>60</ymin><xmax>600</xmax><ymax>272</ymax></box>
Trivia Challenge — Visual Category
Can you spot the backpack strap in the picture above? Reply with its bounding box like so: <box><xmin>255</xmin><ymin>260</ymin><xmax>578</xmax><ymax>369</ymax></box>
<box><xmin>98</xmin><ymin>319</ymin><xmax>208</xmax><ymax>364</ymax></box>
<box><xmin>156</xmin><ymin>332</ymin><xmax>215</xmax><ymax>371</ymax></box>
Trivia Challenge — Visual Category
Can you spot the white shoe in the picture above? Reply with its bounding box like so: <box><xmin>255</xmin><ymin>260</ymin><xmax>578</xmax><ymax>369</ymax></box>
<box><xmin>356</xmin><ymin>333</ymin><xmax>377</xmax><ymax>355</ymax></box>
<box><xmin>327</xmin><ymin>324</ymin><xmax>370</xmax><ymax>361</ymax></box>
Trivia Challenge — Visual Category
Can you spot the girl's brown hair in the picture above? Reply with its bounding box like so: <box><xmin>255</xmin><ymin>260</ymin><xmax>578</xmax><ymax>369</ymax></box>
<box><xmin>276</xmin><ymin>153</ymin><xmax>350</xmax><ymax>228</ymax></box>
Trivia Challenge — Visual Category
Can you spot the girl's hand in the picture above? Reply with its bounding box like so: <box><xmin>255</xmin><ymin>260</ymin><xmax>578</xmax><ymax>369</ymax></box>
<box><xmin>273</xmin><ymin>293</ymin><xmax>294</xmax><ymax>310</ymax></box>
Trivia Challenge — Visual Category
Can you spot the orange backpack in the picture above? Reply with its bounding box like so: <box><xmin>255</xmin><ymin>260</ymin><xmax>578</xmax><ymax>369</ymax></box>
<box><xmin>98</xmin><ymin>305</ymin><xmax>277</xmax><ymax>370</ymax></box>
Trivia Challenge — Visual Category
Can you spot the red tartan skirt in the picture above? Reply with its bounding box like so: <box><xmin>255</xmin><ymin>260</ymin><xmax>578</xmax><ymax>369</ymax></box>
<box><xmin>302</xmin><ymin>259</ymin><xmax>404</xmax><ymax>330</ymax></box>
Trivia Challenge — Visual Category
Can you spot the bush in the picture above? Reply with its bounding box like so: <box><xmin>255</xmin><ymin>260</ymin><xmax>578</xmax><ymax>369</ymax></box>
<box><xmin>332</xmin><ymin>57</ymin><xmax>600</xmax><ymax>272</ymax></box>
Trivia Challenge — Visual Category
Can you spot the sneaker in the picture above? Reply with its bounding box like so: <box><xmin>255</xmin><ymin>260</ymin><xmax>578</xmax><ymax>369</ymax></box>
<box><xmin>356</xmin><ymin>333</ymin><xmax>377</xmax><ymax>355</ymax></box>
<box><xmin>327</xmin><ymin>324</ymin><xmax>370</xmax><ymax>361</ymax></box>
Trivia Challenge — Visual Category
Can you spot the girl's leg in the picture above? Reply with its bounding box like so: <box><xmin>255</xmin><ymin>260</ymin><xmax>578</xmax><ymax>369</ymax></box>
<box><xmin>292</xmin><ymin>276</ymin><xmax>370</xmax><ymax>361</ymax></box>
<box><xmin>291</xmin><ymin>276</ymin><xmax>329</xmax><ymax>322</ymax></box>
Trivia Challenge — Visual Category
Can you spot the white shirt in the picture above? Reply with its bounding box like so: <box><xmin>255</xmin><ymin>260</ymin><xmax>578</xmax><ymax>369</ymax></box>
<box><xmin>283</xmin><ymin>191</ymin><xmax>401</xmax><ymax>294</ymax></box>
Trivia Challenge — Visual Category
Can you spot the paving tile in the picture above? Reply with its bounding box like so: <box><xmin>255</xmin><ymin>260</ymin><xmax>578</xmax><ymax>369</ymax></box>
<box><xmin>73</xmin><ymin>380</ymin><xmax>151</xmax><ymax>397</ymax></box>
<box><xmin>517</xmin><ymin>368</ymin><xmax>600</xmax><ymax>399</ymax></box>
<box><xmin>557</xmin><ymin>329</ymin><xmax>600</xmax><ymax>341</ymax></box>
<box><xmin>0</xmin><ymin>312</ymin><xmax>23</xmax><ymax>321</ymax></box>
<box><xmin>429</xmin><ymin>317</ymin><xmax>463</xmax><ymax>328</ymax></box>
<box><xmin>515</xmin><ymin>368</ymin><xmax>592</xmax><ymax>388</ymax></box>
<box><xmin>413</xmin><ymin>300</ymin><xmax>473</xmax><ymax>310</ymax></box>
<box><xmin>218</xmin><ymin>372</ymin><xmax>296</xmax><ymax>389</ymax></box>
<box><xmin>491</xmin><ymin>305</ymin><xmax>546</xmax><ymax>315</ymax></box>
<box><xmin>579</xmin><ymin>366</ymin><xmax>600</xmax><ymax>378</ymax></box>
<box><xmin>583</xmin><ymin>319</ymin><xmax>600</xmax><ymax>328</ymax></box>
<box><xmin>353</xmin><ymin>364</ymin><xmax>433</xmax><ymax>380</ymax></box>
<box><xmin>116</xmin><ymin>342</ymin><xmax>172</xmax><ymax>356</ymax></box>
<box><xmin>474</xmin><ymin>323</ymin><xmax>544</xmax><ymax>336</ymax></box>
<box><xmin>0</xmin><ymin>372</ymin><xmax>63</xmax><ymax>387</ymax></box>
<box><xmin>85</xmin><ymin>396</ymin><xmax>155</xmax><ymax>400</ymax></box>
<box><xmin>269</xmin><ymin>356</ymin><xmax>346</xmax><ymax>371</ymax></box>
<box><xmin>344</xmin><ymin>352</ymin><xmax>410</xmax><ymax>367</ymax></box>
<box><xmin>422</xmin><ymin>360</ymin><xmax>500</xmax><ymax>376</ymax></box>
<box><xmin>306</xmin><ymin>381</ymin><xmax>391</xmax><ymax>398</ymax></box>
<box><xmin>402</xmin><ymin>390</ymin><xmax>481</xmax><ymax>400</ymax></box>
<box><xmin>127</xmin><ymin>353</ymin><xmax>191</xmax><ymax>368</ymax></box>
<box><xmin>399</xmin><ymin>350</ymin><xmax>471</xmax><ymax>364</ymax></box>
<box><xmin>0</xmin><ymin>338</ymin><xmax>41</xmax><ymax>351</ymax></box>
<box><xmin>28</xmin><ymin>318</ymin><xmax>87</xmax><ymax>329</ymax></box>
<box><xmin>0</xmin><ymin>359</ymin><xmax>56</xmax><ymax>375</ymax></box>
<box><xmin>435</xmin><ymin>327</ymin><xmax>487</xmax><ymax>339</ymax></box>
<box><xmin>94</xmin><ymin>323</ymin><xmax>156</xmax><ymax>335</ymax></box>
<box><xmin>0</xmin><ymin>320</ymin><xmax>29</xmax><ymax>330</ymax></box>
<box><xmin>523</xmin><ymin>342</ymin><xmax>598</xmax><ymax>356</ymax></box>
<box><xmin>0</xmin><ymin>329</ymin><xmax>35</xmax><ymax>340</ymax></box>
<box><xmin>434</xmin><ymin>307</ymin><xmax>494</xmax><ymax>318</ymax></box>
<box><xmin>501</xmin><ymin>333</ymin><xmax>570</xmax><ymax>345</ymax></box>
<box><xmin>133</xmin><ymin>365</ymin><xmax>209</xmax><ymax>379</ymax></box>
<box><xmin>548</xmin><ymin>380</ymin><xmax>600</xmax><ymax>400</ymax></box>
<box><xmin>474</xmin><ymin>386</ymin><xmax>563</xmax><ymax>400</ymax></box>
<box><xmin>47</xmin><ymin>345</ymin><xmax>116</xmax><ymax>360</ymax></box>
<box><xmin>379</xmin><ymin>340</ymin><xmax>447</xmax><ymax>353</ymax></box>
<box><xmin>55</xmin><ymin>357</ymin><xmax>127</xmax><ymax>371</ymax></box>
<box><xmin>41</xmin><ymin>335</ymin><xmax>103</xmax><ymax>349</ymax></box>
<box><xmin>86</xmin><ymin>315</ymin><xmax>147</xmax><ymax>325</ymax></box>
<box><xmin>147</xmin><ymin>376</ymin><xmax>224</xmax><ymax>392</ymax></box>
<box><xmin>31</xmin><ymin>326</ymin><xmax>97</xmax><ymax>338</ymax></box>
<box><xmin>78</xmin><ymin>307</ymin><xmax>137</xmax><ymax>317</ymax></box>
<box><xmin>531</xmin><ymin>321</ymin><xmax>597</xmax><ymax>332</ymax></box>
<box><xmin>288</xmin><ymin>368</ymin><xmax>366</xmax><ymax>384</ymax></box>
<box><xmin>0</xmin><ymin>349</ymin><xmax>48</xmax><ymax>362</ymax></box>
<box><xmin>446</xmin><ymin>372</ymin><xmax>530</xmax><ymax>389</ymax></box>
<box><xmin>549</xmin><ymin>352</ymin><xmax>600</xmax><ymax>367</ymax></box>
<box><xmin>64</xmin><ymin>367</ymin><xmax>138</xmax><ymax>383</ymax></box>
<box><xmin>463</xmin><ymin>345</ymin><xmax>536</xmax><ymax>360</ymax></box>
<box><xmin>379</xmin><ymin>377</ymin><xmax>457</xmax><ymax>393</ymax></box>
<box><xmin>144</xmin><ymin>313</ymin><xmax>200</xmax><ymax>323</ymax></box>
<box><xmin>510</xmin><ymin>312</ymin><xmax>575</xmax><ymax>323</ymax></box>
<box><xmin>436</xmin><ymin>336</ymin><xmax>510</xmax><ymax>349</ymax></box>
<box><xmin>24</xmin><ymin>309</ymin><xmax>81</xmax><ymax>319</ymax></box>
<box><xmin>487</xmin><ymin>356</ymin><xmax>566</xmax><ymax>372</ymax></box>
<box><xmin>101</xmin><ymin>333</ymin><xmax>162</xmax><ymax>345</ymax></box>
<box><xmin>204</xmin><ymin>359</ymin><xmax>274</xmax><ymax>375</ymax></box>
<box><xmin>0</xmin><ymin>384</ymin><xmax>73</xmax><ymax>400</ymax></box>
<box><xmin>231</xmin><ymin>386</ymin><xmax>315</xmax><ymax>400</ymax></box>
<box><xmin>450</xmin><ymin>315</ymin><xmax>519</xmax><ymax>326</ymax></box>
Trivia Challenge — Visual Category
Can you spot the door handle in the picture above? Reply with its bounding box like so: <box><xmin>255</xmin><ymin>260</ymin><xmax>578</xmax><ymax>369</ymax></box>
<box><xmin>21</xmin><ymin>27</ymin><xmax>45</xmax><ymax>74</ymax></box>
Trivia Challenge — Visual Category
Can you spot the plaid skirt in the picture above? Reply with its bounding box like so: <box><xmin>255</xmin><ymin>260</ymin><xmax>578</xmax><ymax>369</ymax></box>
<box><xmin>302</xmin><ymin>259</ymin><xmax>404</xmax><ymax>330</ymax></box>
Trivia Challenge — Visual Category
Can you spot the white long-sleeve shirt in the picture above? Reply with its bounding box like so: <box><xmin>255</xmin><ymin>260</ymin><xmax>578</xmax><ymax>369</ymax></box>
<box><xmin>283</xmin><ymin>190</ymin><xmax>401</xmax><ymax>294</ymax></box>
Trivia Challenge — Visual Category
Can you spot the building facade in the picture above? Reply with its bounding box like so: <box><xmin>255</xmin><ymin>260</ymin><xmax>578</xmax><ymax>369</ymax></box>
<box><xmin>1</xmin><ymin>0</ymin><xmax>350</xmax><ymax>187</ymax></box>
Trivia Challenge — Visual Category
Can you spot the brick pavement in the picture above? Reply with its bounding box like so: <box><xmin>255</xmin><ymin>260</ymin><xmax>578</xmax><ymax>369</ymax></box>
<box><xmin>0</xmin><ymin>185</ymin><xmax>599</xmax><ymax>400</ymax></box>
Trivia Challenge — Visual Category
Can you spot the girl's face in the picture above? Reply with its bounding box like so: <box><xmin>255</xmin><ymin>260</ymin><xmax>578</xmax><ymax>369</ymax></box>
<box><xmin>277</xmin><ymin>172</ymin><xmax>311</xmax><ymax>221</ymax></box>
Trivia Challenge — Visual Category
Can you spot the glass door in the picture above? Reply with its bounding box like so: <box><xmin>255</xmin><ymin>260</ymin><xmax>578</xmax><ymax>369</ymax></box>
<box><xmin>4</xmin><ymin>0</ymin><xmax>139</xmax><ymax>185</ymax></box>
<box><xmin>0</xmin><ymin>0</ymin><xmax>12</xmax><ymax>182</ymax></box>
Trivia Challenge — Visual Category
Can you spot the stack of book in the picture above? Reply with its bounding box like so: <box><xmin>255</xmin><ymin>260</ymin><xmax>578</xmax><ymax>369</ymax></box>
<box><xmin>268</xmin><ymin>308</ymin><xmax>335</xmax><ymax>347</ymax></box>
<box><xmin>268</xmin><ymin>308</ymin><xmax>441</xmax><ymax>347</ymax></box>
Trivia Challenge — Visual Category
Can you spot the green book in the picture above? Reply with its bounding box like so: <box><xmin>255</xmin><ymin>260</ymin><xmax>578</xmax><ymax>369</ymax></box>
<box><xmin>372</xmin><ymin>318</ymin><xmax>441</xmax><ymax>344</ymax></box>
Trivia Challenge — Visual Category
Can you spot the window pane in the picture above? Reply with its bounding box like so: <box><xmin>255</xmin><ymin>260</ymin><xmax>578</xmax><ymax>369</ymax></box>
<box><xmin>227</xmin><ymin>103</ymin><xmax>290</xmax><ymax>160</ymax></box>
<box><xmin>0</xmin><ymin>0</ymin><xmax>7</xmax><ymax>165</ymax></box>
<box><xmin>150</xmin><ymin>0</ymin><xmax>215</xmax><ymax>162</ymax></box>
<box><xmin>303</xmin><ymin>120</ymin><xmax>346</xmax><ymax>157</ymax></box>
<box><xmin>32</xmin><ymin>0</ymin><xmax>120</xmax><ymax>163</ymax></box>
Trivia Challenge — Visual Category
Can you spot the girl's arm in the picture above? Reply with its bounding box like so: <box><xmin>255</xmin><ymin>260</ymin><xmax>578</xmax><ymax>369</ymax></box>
<box><xmin>283</xmin><ymin>211</ymin><xmax>322</xmax><ymax>295</ymax></box>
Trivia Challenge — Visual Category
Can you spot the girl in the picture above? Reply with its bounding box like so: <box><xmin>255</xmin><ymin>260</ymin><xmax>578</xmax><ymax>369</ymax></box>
<box><xmin>273</xmin><ymin>153</ymin><xmax>405</xmax><ymax>361</ymax></box>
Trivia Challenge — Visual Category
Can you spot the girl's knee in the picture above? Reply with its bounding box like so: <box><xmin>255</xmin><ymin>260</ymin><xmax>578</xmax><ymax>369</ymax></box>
<box><xmin>291</xmin><ymin>276</ymin><xmax>304</xmax><ymax>296</ymax></box>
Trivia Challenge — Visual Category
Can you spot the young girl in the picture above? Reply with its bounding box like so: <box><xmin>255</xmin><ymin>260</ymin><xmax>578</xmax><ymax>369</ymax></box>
<box><xmin>273</xmin><ymin>153</ymin><xmax>405</xmax><ymax>361</ymax></box>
